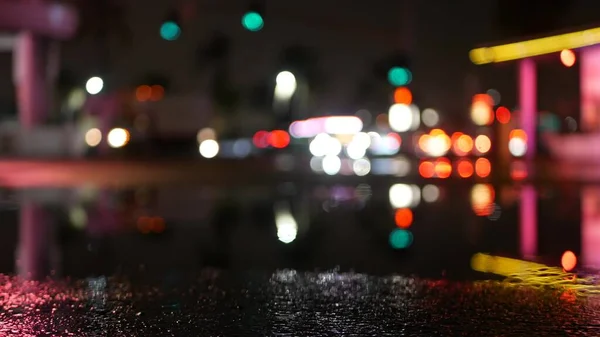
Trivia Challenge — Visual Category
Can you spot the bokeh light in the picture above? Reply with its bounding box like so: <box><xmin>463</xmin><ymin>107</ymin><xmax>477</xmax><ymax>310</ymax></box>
<box><xmin>242</xmin><ymin>11</ymin><xmax>264</xmax><ymax>32</ymax></box>
<box><xmin>253</xmin><ymin>130</ymin><xmax>270</xmax><ymax>148</ymax></box>
<box><xmin>275</xmin><ymin>71</ymin><xmax>297</xmax><ymax>100</ymax></box>
<box><xmin>389</xmin><ymin>184</ymin><xmax>420</xmax><ymax>208</ymax></box>
<box><xmin>471</xmin><ymin>94</ymin><xmax>494</xmax><ymax>126</ymax></box>
<box><xmin>269</xmin><ymin>130</ymin><xmax>290</xmax><ymax>149</ymax></box>
<box><xmin>561</xmin><ymin>250</ymin><xmax>577</xmax><ymax>271</ymax></box>
<box><xmin>160</xmin><ymin>21</ymin><xmax>181</xmax><ymax>41</ymax></box>
<box><xmin>393</xmin><ymin>87</ymin><xmax>412</xmax><ymax>105</ymax></box>
<box><xmin>422</xmin><ymin>184</ymin><xmax>440</xmax><ymax>202</ymax></box>
<box><xmin>85</xmin><ymin>128</ymin><xmax>102</xmax><ymax>147</ymax></box>
<box><xmin>199</xmin><ymin>139</ymin><xmax>219</xmax><ymax>158</ymax></box>
<box><xmin>496</xmin><ymin>106</ymin><xmax>511</xmax><ymax>124</ymax></box>
<box><xmin>508</xmin><ymin>129</ymin><xmax>527</xmax><ymax>157</ymax></box>
<box><xmin>136</xmin><ymin>85</ymin><xmax>152</xmax><ymax>102</ymax></box>
<box><xmin>471</xmin><ymin>184</ymin><xmax>495</xmax><ymax>216</ymax></box>
<box><xmin>150</xmin><ymin>85</ymin><xmax>165</xmax><ymax>101</ymax></box>
<box><xmin>474</xmin><ymin>135</ymin><xmax>491</xmax><ymax>154</ymax></box>
<box><xmin>85</xmin><ymin>77</ymin><xmax>103</xmax><ymax>95</ymax></box>
<box><xmin>322</xmin><ymin>155</ymin><xmax>342</xmax><ymax>175</ymax></box>
<box><xmin>387</xmin><ymin>67</ymin><xmax>412</xmax><ymax>86</ymax></box>
<box><xmin>107</xmin><ymin>128</ymin><xmax>129</xmax><ymax>148</ymax></box>
<box><xmin>560</xmin><ymin>49</ymin><xmax>576</xmax><ymax>67</ymax></box>
<box><xmin>421</xmin><ymin>108</ymin><xmax>440</xmax><ymax>127</ymax></box>
<box><xmin>197</xmin><ymin>127</ymin><xmax>217</xmax><ymax>143</ymax></box>
<box><xmin>388</xmin><ymin>103</ymin><xmax>413</xmax><ymax>132</ymax></box>
<box><xmin>389</xmin><ymin>229</ymin><xmax>413</xmax><ymax>249</ymax></box>
<box><xmin>475</xmin><ymin>158</ymin><xmax>491</xmax><ymax>178</ymax></box>
<box><xmin>394</xmin><ymin>208</ymin><xmax>413</xmax><ymax>228</ymax></box>
<box><xmin>456</xmin><ymin>159</ymin><xmax>474</xmax><ymax>178</ymax></box>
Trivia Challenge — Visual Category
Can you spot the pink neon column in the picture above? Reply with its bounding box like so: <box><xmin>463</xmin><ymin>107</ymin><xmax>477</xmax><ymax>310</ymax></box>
<box><xmin>520</xmin><ymin>185</ymin><xmax>537</xmax><ymax>258</ymax></box>
<box><xmin>519</xmin><ymin>58</ymin><xmax>537</xmax><ymax>160</ymax></box>
<box><xmin>13</xmin><ymin>32</ymin><xmax>47</xmax><ymax>129</ymax></box>
<box><xmin>18</xmin><ymin>199</ymin><xmax>50</xmax><ymax>280</ymax></box>
<box><xmin>581</xmin><ymin>187</ymin><xmax>600</xmax><ymax>268</ymax></box>
<box><xmin>580</xmin><ymin>46</ymin><xmax>600</xmax><ymax>131</ymax></box>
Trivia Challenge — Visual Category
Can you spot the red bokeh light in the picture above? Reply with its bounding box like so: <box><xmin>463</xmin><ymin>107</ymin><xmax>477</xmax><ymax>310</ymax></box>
<box><xmin>495</xmin><ymin>106</ymin><xmax>511</xmax><ymax>124</ymax></box>
<box><xmin>395</xmin><ymin>208</ymin><xmax>413</xmax><ymax>229</ymax></box>
<box><xmin>457</xmin><ymin>159</ymin><xmax>474</xmax><ymax>178</ymax></box>
<box><xmin>419</xmin><ymin>161</ymin><xmax>435</xmax><ymax>178</ymax></box>
<box><xmin>393</xmin><ymin>87</ymin><xmax>413</xmax><ymax>105</ymax></box>
<box><xmin>253</xmin><ymin>130</ymin><xmax>270</xmax><ymax>148</ymax></box>
<box><xmin>269</xmin><ymin>130</ymin><xmax>290</xmax><ymax>149</ymax></box>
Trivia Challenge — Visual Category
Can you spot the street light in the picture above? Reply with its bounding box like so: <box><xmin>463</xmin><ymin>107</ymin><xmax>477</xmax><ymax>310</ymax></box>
<box><xmin>85</xmin><ymin>77</ymin><xmax>103</xmax><ymax>95</ymax></box>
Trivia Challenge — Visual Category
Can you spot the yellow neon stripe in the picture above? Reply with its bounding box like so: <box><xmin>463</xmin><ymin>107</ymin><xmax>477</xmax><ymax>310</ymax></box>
<box><xmin>469</xmin><ymin>27</ymin><xmax>600</xmax><ymax>64</ymax></box>
<box><xmin>471</xmin><ymin>253</ymin><xmax>600</xmax><ymax>296</ymax></box>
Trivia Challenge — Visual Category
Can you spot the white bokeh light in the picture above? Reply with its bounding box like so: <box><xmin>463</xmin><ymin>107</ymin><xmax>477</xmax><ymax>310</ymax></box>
<box><xmin>346</xmin><ymin>141</ymin><xmax>367</xmax><ymax>160</ymax></box>
<box><xmin>508</xmin><ymin>138</ymin><xmax>527</xmax><ymax>157</ymax></box>
<box><xmin>352</xmin><ymin>158</ymin><xmax>371</xmax><ymax>176</ymax></box>
<box><xmin>389</xmin><ymin>184</ymin><xmax>421</xmax><ymax>208</ymax></box>
<box><xmin>322</xmin><ymin>155</ymin><xmax>341</xmax><ymax>175</ymax></box>
<box><xmin>85</xmin><ymin>128</ymin><xmax>102</xmax><ymax>147</ymax></box>
<box><xmin>107</xmin><ymin>128</ymin><xmax>129</xmax><ymax>148</ymax></box>
<box><xmin>199</xmin><ymin>139</ymin><xmax>220</xmax><ymax>158</ymax></box>
<box><xmin>274</xmin><ymin>71</ymin><xmax>297</xmax><ymax>100</ymax></box>
<box><xmin>309</xmin><ymin>133</ymin><xmax>342</xmax><ymax>157</ymax></box>
<box><xmin>85</xmin><ymin>77</ymin><xmax>103</xmax><ymax>95</ymax></box>
<box><xmin>422</xmin><ymin>108</ymin><xmax>440</xmax><ymax>127</ymax></box>
<box><xmin>389</xmin><ymin>104</ymin><xmax>413</xmax><ymax>132</ymax></box>
<box><xmin>422</xmin><ymin>184</ymin><xmax>440</xmax><ymax>203</ymax></box>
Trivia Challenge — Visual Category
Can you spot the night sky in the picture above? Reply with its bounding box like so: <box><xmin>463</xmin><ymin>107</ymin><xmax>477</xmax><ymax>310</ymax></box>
<box><xmin>1</xmin><ymin>0</ymin><xmax>600</xmax><ymax>127</ymax></box>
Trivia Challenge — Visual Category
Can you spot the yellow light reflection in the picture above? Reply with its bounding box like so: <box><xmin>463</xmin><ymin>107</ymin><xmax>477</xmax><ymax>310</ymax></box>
<box><xmin>471</xmin><ymin>253</ymin><xmax>600</xmax><ymax>296</ymax></box>
<box><xmin>470</xmin><ymin>27</ymin><xmax>600</xmax><ymax>64</ymax></box>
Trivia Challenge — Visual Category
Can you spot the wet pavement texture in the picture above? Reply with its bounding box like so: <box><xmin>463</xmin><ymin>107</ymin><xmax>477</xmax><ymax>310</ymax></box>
<box><xmin>0</xmin><ymin>270</ymin><xmax>598</xmax><ymax>336</ymax></box>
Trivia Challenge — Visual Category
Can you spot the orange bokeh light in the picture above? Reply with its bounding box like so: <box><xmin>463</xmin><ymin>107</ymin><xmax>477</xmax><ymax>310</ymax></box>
<box><xmin>136</xmin><ymin>85</ymin><xmax>152</xmax><ymax>102</ymax></box>
<box><xmin>471</xmin><ymin>94</ymin><xmax>494</xmax><ymax>126</ymax></box>
<box><xmin>457</xmin><ymin>159</ymin><xmax>474</xmax><ymax>178</ymax></box>
<box><xmin>150</xmin><ymin>85</ymin><xmax>165</xmax><ymax>101</ymax></box>
<box><xmin>475</xmin><ymin>158</ymin><xmax>491</xmax><ymax>178</ymax></box>
<box><xmin>495</xmin><ymin>106</ymin><xmax>511</xmax><ymax>124</ymax></box>
<box><xmin>509</xmin><ymin>129</ymin><xmax>527</xmax><ymax>141</ymax></box>
<box><xmin>561</xmin><ymin>250</ymin><xmax>577</xmax><ymax>271</ymax></box>
<box><xmin>471</xmin><ymin>184</ymin><xmax>495</xmax><ymax>216</ymax></box>
<box><xmin>560</xmin><ymin>49</ymin><xmax>576</xmax><ymax>67</ymax></box>
<box><xmin>454</xmin><ymin>134</ymin><xmax>474</xmax><ymax>156</ymax></box>
<box><xmin>419</xmin><ymin>161</ymin><xmax>435</xmax><ymax>178</ymax></box>
<box><xmin>434</xmin><ymin>158</ymin><xmax>452</xmax><ymax>178</ymax></box>
<box><xmin>393</xmin><ymin>87</ymin><xmax>413</xmax><ymax>105</ymax></box>
<box><xmin>395</xmin><ymin>208</ymin><xmax>413</xmax><ymax>228</ymax></box>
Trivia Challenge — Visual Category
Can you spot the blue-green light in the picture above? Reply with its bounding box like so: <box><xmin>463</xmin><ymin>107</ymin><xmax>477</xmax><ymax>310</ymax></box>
<box><xmin>538</xmin><ymin>112</ymin><xmax>561</xmax><ymax>133</ymax></box>
<box><xmin>389</xmin><ymin>229</ymin><xmax>413</xmax><ymax>249</ymax></box>
<box><xmin>242</xmin><ymin>12</ymin><xmax>264</xmax><ymax>32</ymax></box>
<box><xmin>160</xmin><ymin>21</ymin><xmax>181</xmax><ymax>41</ymax></box>
<box><xmin>387</xmin><ymin>67</ymin><xmax>412</xmax><ymax>86</ymax></box>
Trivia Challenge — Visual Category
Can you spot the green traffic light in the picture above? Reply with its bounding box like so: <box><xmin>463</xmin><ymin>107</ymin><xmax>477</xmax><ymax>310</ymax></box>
<box><xmin>387</xmin><ymin>67</ymin><xmax>412</xmax><ymax>86</ymax></box>
<box><xmin>160</xmin><ymin>21</ymin><xmax>181</xmax><ymax>41</ymax></box>
<box><xmin>242</xmin><ymin>11</ymin><xmax>264</xmax><ymax>32</ymax></box>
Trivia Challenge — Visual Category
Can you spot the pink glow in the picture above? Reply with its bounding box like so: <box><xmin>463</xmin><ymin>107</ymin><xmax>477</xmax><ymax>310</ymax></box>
<box><xmin>581</xmin><ymin>187</ymin><xmax>600</xmax><ymax>268</ymax></box>
<box><xmin>519</xmin><ymin>59</ymin><xmax>536</xmax><ymax>159</ymax></box>
<box><xmin>520</xmin><ymin>185</ymin><xmax>537</xmax><ymax>258</ymax></box>
<box><xmin>288</xmin><ymin>116</ymin><xmax>363</xmax><ymax>138</ymax></box>
<box><xmin>18</xmin><ymin>200</ymin><xmax>50</xmax><ymax>280</ymax></box>
<box><xmin>580</xmin><ymin>46</ymin><xmax>600</xmax><ymax>131</ymax></box>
